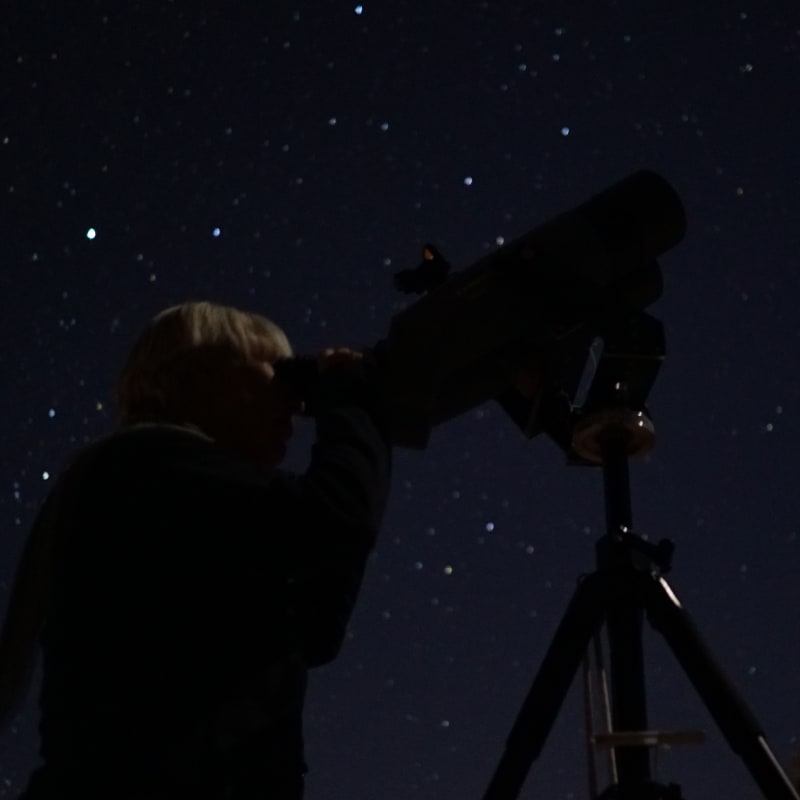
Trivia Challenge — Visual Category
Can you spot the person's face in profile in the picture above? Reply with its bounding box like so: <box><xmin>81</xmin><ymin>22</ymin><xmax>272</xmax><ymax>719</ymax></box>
<box><xmin>225</xmin><ymin>351</ymin><xmax>303</xmax><ymax>467</ymax></box>
<box><xmin>185</xmin><ymin>340</ymin><xmax>302</xmax><ymax>468</ymax></box>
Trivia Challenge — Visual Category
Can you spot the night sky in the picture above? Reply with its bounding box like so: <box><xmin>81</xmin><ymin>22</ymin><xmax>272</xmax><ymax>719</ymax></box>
<box><xmin>2</xmin><ymin>1</ymin><xmax>800</xmax><ymax>798</ymax></box>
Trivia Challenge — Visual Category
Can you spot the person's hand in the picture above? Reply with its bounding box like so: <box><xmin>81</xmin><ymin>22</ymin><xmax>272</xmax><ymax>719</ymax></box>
<box><xmin>312</xmin><ymin>347</ymin><xmax>385</xmax><ymax>423</ymax></box>
<box><xmin>317</xmin><ymin>348</ymin><xmax>364</xmax><ymax>372</ymax></box>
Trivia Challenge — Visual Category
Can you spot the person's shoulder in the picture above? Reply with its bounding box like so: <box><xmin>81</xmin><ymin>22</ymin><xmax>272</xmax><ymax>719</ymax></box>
<box><xmin>108</xmin><ymin>422</ymin><xmax>214</xmax><ymax>449</ymax></box>
<box><xmin>60</xmin><ymin>424</ymin><xmax>288</xmax><ymax>495</ymax></box>
<box><xmin>64</xmin><ymin>423</ymin><xmax>216</xmax><ymax>478</ymax></box>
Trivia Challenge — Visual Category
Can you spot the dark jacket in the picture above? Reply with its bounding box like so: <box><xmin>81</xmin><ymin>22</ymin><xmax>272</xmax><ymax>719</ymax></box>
<box><xmin>19</xmin><ymin>374</ymin><xmax>391</xmax><ymax>799</ymax></box>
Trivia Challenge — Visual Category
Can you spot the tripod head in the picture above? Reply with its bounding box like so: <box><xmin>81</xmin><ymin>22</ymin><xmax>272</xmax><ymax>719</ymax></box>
<box><xmin>499</xmin><ymin>308</ymin><xmax>664</xmax><ymax>465</ymax></box>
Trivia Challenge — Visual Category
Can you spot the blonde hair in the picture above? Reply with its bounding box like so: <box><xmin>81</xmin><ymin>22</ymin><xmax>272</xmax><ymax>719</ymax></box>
<box><xmin>116</xmin><ymin>301</ymin><xmax>292</xmax><ymax>424</ymax></box>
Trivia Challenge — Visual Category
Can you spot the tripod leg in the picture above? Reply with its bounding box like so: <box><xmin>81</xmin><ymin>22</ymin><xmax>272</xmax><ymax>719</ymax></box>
<box><xmin>606</xmin><ymin>582</ymin><xmax>651</xmax><ymax>785</ymax></box>
<box><xmin>645</xmin><ymin>575</ymin><xmax>800</xmax><ymax>800</ymax></box>
<box><xmin>482</xmin><ymin>572</ymin><xmax>608</xmax><ymax>800</ymax></box>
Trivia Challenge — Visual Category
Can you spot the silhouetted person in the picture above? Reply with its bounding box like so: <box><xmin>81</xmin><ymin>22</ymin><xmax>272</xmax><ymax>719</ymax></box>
<box><xmin>0</xmin><ymin>301</ymin><xmax>392</xmax><ymax>799</ymax></box>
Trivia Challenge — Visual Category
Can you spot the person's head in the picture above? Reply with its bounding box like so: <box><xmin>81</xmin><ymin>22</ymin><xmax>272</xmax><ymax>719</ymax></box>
<box><xmin>116</xmin><ymin>301</ymin><xmax>301</xmax><ymax>466</ymax></box>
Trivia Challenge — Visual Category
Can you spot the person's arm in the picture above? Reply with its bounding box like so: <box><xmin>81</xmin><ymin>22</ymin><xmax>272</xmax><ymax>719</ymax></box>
<box><xmin>0</xmin><ymin>446</ymin><xmax>98</xmax><ymax>733</ymax></box>
<box><xmin>296</xmin><ymin>358</ymin><xmax>391</xmax><ymax>545</ymax></box>
<box><xmin>270</xmin><ymin>360</ymin><xmax>392</xmax><ymax>664</ymax></box>
<box><xmin>0</xmin><ymin>496</ymin><xmax>55</xmax><ymax>732</ymax></box>
<box><xmin>135</xmin><ymin>360</ymin><xmax>391</xmax><ymax>666</ymax></box>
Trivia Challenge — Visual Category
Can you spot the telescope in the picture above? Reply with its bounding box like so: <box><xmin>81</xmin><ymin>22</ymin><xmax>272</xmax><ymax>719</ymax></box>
<box><xmin>375</xmin><ymin>173</ymin><xmax>800</xmax><ymax>800</ymax></box>
<box><xmin>375</xmin><ymin>168</ymin><xmax>685</xmax><ymax>451</ymax></box>
<box><xmin>277</xmin><ymin>170</ymin><xmax>686</xmax><ymax>452</ymax></box>
<box><xmin>276</xmin><ymin>171</ymin><xmax>800</xmax><ymax>799</ymax></box>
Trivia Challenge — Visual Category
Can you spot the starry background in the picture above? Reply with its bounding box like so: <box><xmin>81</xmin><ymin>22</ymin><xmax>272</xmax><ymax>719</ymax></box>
<box><xmin>2</xmin><ymin>1</ymin><xmax>799</xmax><ymax>798</ymax></box>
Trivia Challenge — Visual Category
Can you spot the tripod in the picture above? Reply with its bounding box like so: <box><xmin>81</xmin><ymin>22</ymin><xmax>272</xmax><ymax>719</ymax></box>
<box><xmin>480</xmin><ymin>407</ymin><xmax>800</xmax><ymax>800</ymax></box>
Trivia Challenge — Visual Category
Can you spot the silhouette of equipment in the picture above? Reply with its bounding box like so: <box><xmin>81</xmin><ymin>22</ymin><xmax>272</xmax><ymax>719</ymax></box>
<box><xmin>388</xmin><ymin>173</ymin><xmax>798</xmax><ymax>798</ymax></box>
<box><xmin>379</xmin><ymin>170</ymin><xmax>680</xmax><ymax>449</ymax></box>
<box><xmin>276</xmin><ymin>171</ymin><xmax>799</xmax><ymax>796</ymax></box>
<box><xmin>476</xmin><ymin>317</ymin><xmax>800</xmax><ymax>799</ymax></box>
